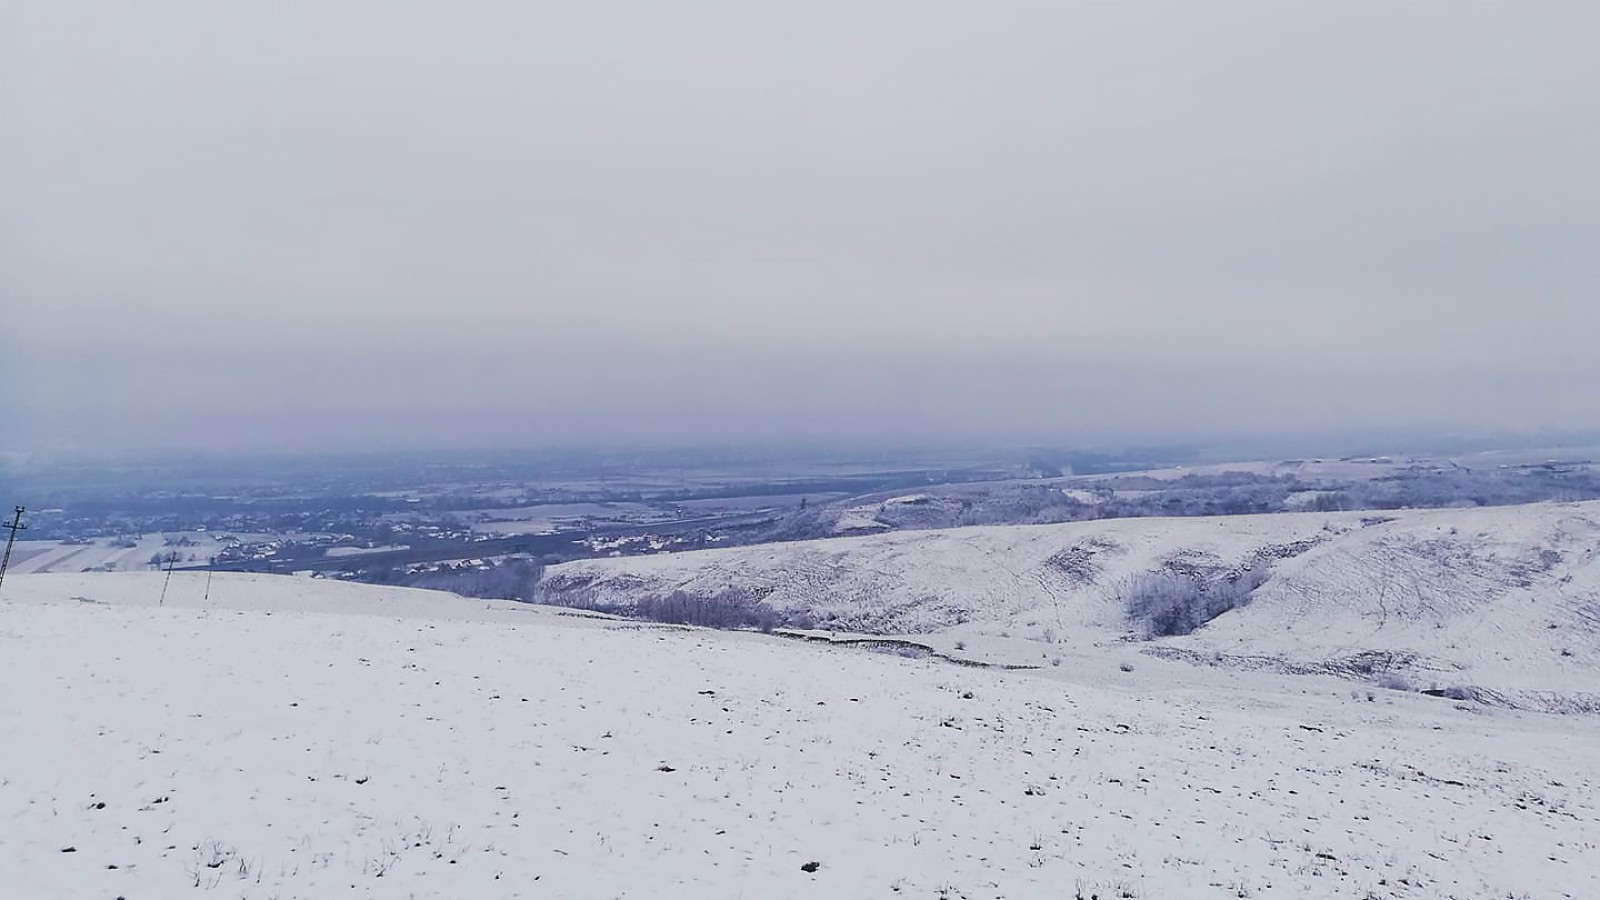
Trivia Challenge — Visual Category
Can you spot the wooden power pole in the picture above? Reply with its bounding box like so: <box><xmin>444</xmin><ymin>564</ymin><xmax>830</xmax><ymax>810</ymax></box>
<box><xmin>0</xmin><ymin>506</ymin><xmax>26</xmax><ymax>592</ymax></box>
<box><xmin>159</xmin><ymin>549</ymin><xmax>177</xmax><ymax>606</ymax></box>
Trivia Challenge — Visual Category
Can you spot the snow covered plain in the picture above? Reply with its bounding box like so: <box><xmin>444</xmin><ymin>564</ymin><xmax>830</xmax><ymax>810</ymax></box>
<box><xmin>4</xmin><ymin>571</ymin><xmax>1599</xmax><ymax>899</ymax></box>
<box><xmin>540</xmin><ymin>502</ymin><xmax>1600</xmax><ymax>712</ymax></box>
<box><xmin>5</xmin><ymin>534</ymin><xmax>233</xmax><ymax>575</ymax></box>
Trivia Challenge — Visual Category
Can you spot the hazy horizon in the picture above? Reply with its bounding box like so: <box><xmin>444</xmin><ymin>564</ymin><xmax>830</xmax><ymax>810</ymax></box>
<box><xmin>4</xmin><ymin>3</ymin><xmax>1597</xmax><ymax>454</ymax></box>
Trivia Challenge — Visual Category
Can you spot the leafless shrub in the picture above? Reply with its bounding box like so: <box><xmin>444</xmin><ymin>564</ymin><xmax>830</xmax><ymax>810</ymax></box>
<box><xmin>1123</xmin><ymin>564</ymin><xmax>1272</xmax><ymax>638</ymax></box>
<box><xmin>1375</xmin><ymin>672</ymin><xmax>1416</xmax><ymax>692</ymax></box>
<box><xmin>544</xmin><ymin>587</ymin><xmax>787</xmax><ymax>632</ymax></box>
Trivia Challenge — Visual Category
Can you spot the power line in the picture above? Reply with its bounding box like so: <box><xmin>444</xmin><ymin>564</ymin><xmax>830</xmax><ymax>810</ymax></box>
<box><xmin>0</xmin><ymin>506</ymin><xmax>26</xmax><ymax>589</ymax></box>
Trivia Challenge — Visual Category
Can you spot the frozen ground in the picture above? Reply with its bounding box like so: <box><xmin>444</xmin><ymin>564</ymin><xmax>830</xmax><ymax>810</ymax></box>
<box><xmin>5</xmin><ymin>534</ymin><xmax>233</xmax><ymax>575</ymax></box>
<box><xmin>4</xmin><ymin>572</ymin><xmax>1599</xmax><ymax>899</ymax></box>
<box><xmin>540</xmin><ymin>502</ymin><xmax>1600</xmax><ymax>712</ymax></box>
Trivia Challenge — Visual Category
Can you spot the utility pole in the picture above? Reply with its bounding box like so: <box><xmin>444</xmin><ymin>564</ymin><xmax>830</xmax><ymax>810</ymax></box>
<box><xmin>0</xmin><ymin>506</ymin><xmax>25</xmax><ymax>592</ymax></box>
<box><xmin>159</xmin><ymin>550</ymin><xmax>177</xmax><ymax>606</ymax></box>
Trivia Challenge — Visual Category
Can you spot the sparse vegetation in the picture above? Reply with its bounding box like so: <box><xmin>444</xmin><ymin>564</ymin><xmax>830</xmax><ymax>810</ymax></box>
<box><xmin>1123</xmin><ymin>564</ymin><xmax>1273</xmax><ymax>638</ymax></box>
<box><xmin>541</xmin><ymin>586</ymin><xmax>790</xmax><ymax>632</ymax></box>
<box><xmin>1375</xmin><ymin>672</ymin><xmax>1416</xmax><ymax>692</ymax></box>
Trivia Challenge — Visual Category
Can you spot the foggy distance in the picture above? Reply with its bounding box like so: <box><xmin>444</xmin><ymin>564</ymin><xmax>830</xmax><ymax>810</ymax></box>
<box><xmin>4</xmin><ymin>2</ymin><xmax>1597</xmax><ymax>454</ymax></box>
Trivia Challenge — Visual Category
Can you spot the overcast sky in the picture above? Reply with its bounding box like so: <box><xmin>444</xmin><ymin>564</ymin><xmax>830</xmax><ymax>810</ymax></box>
<box><xmin>3</xmin><ymin>2</ymin><xmax>1597</xmax><ymax>454</ymax></box>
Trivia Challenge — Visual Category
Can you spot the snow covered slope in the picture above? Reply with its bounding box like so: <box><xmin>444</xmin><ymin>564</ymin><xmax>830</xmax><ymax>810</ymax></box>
<box><xmin>542</xmin><ymin>511</ymin><xmax>1345</xmax><ymax>633</ymax></box>
<box><xmin>4</xmin><ymin>572</ymin><xmax>1598</xmax><ymax>899</ymax></box>
<box><xmin>1155</xmin><ymin>504</ymin><xmax>1600</xmax><ymax>711</ymax></box>
<box><xmin>539</xmin><ymin>502</ymin><xmax>1600</xmax><ymax>710</ymax></box>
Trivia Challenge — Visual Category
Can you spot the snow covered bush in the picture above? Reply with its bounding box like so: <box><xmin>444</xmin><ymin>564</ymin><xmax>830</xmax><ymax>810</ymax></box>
<box><xmin>1122</xmin><ymin>564</ymin><xmax>1272</xmax><ymax>638</ymax></box>
<box><xmin>1374</xmin><ymin>672</ymin><xmax>1416</xmax><ymax>692</ymax></box>
<box><xmin>545</xmin><ymin>587</ymin><xmax>788</xmax><ymax>632</ymax></box>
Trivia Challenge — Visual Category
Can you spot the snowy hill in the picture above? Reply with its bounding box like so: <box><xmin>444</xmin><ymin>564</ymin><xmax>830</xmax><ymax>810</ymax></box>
<box><xmin>4</xmin><ymin>571</ymin><xmax>1598</xmax><ymax>899</ymax></box>
<box><xmin>539</xmin><ymin>502</ymin><xmax>1600</xmax><ymax>711</ymax></box>
<box><xmin>1156</xmin><ymin>504</ymin><xmax>1600</xmax><ymax>711</ymax></box>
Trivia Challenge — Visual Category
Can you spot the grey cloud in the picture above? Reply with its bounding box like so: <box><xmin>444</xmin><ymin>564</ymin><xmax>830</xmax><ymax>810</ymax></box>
<box><xmin>2</xmin><ymin>2</ymin><xmax>1596</xmax><ymax>452</ymax></box>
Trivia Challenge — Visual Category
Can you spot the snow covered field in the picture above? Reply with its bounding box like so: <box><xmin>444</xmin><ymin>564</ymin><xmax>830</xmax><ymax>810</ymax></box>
<box><xmin>4</xmin><ymin>572</ymin><xmax>1599</xmax><ymax>899</ymax></box>
<box><xmin>540</xmin><ymin>502</ymin><xmax>1600</xmax><ymax>712</ymax></box>
<box><xmin>4</xmin><ymin>534</ymin><xmax>231</xmax><ymax>575</ymax></box>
